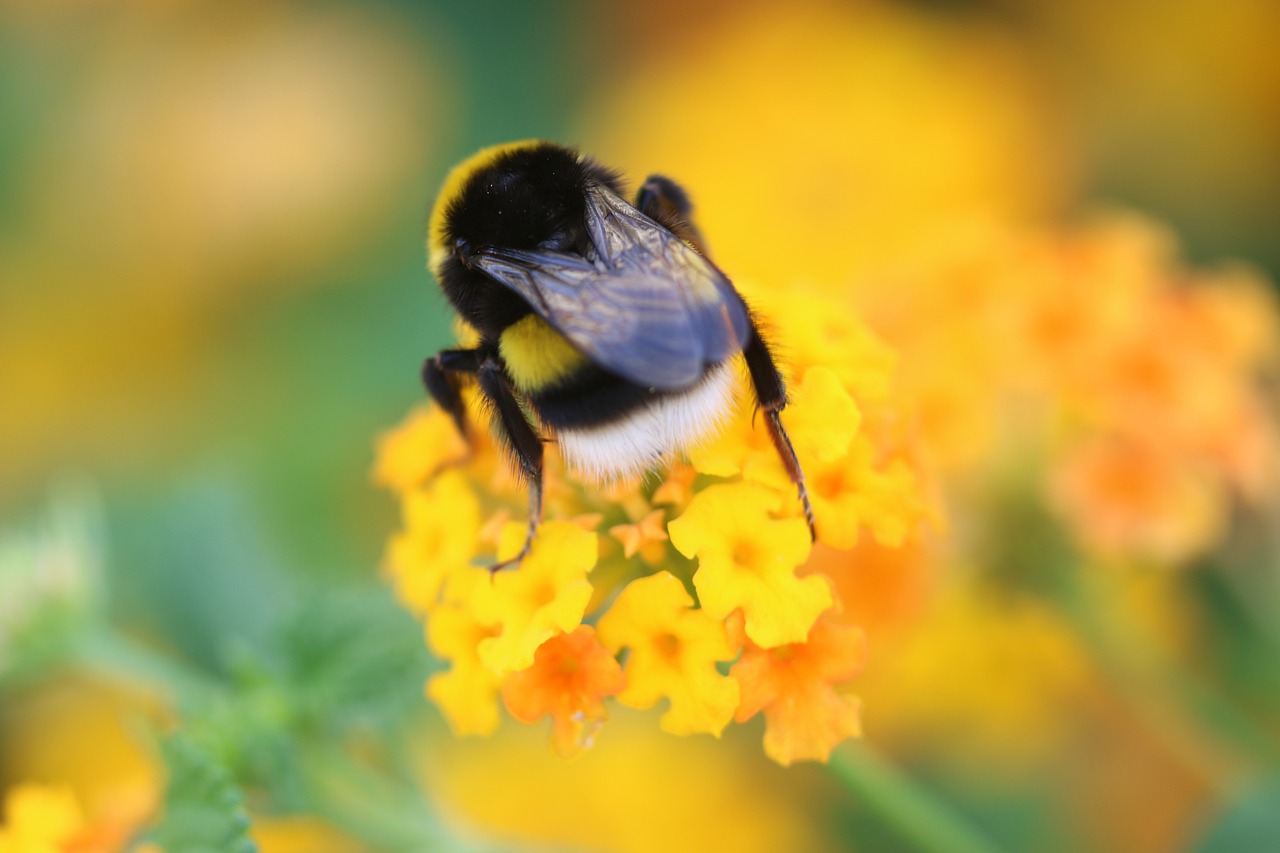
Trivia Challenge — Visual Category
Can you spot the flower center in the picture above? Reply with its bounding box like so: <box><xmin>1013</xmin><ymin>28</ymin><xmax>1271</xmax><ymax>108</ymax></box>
<box><xmin>654</xmin><ymin>632</ymin><xmax>682</xmax><ymax>662</ymax></box>
<box><xmin>529</xmin><ymin>581</ymin><xmax>559</xmax><ymax>610</ymax></box>
<box><xmin>732</xmin><ymin>538</ymin><xmax>763</xmax><ymax>571</ymax></box>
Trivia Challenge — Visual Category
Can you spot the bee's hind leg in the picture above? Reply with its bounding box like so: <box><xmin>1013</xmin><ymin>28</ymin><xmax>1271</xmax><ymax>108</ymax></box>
<box><xmin>742</xmin><ymin>319</ymin><xmax>817</xmax><ymax>541</ymax></box>
<box><xmin>475</xmin><ymin>357</ymin><xmax>544</xmax><ymax>573</ymax></box>
<box><xmin>635</xmin><ymin>175</ymin><xmax>710</xmax><ymax>255</ymax></box>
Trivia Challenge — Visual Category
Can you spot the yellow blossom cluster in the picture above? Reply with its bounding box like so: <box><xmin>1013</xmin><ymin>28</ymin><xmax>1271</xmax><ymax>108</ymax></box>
<box><xmin>375</xmin><ymin>281</ymin><xmax>929</xmax><ymax>765</ymax></box>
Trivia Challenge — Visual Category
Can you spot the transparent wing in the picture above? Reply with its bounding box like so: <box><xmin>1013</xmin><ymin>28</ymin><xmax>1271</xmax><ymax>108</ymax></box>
<box><xmin>473</xmin><ymin>185</ymin><xmax>749</xmax><ymax>391</ymax></box>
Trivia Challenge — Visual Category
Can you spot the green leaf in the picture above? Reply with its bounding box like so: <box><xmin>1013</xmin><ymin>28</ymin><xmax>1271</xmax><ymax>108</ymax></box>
<box><xmin>278</xmin><ymin>584</ymin><xmax>434</xmax><ymax>728</ymax></box>
<box><xmin>150</xmin><ymin>733</ymin><xmax>259</xmax><ymax>853</ymax></box>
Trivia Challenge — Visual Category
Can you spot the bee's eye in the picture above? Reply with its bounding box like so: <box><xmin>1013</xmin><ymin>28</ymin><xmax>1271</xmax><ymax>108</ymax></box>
<box><xmin>455</xmin><ymin>237</ymin><xmax>475</xmax><ymax>266</ymax></box>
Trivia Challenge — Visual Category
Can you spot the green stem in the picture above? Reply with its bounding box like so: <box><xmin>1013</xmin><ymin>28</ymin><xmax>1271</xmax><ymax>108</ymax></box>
<box><xmin>829</xmin><ymin>743</ymin><xmax>1004</xmax><ymax>853</ymax></box>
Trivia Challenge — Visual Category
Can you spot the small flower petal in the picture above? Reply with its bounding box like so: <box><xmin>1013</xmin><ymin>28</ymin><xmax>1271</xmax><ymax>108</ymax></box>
<box><xmin>425</xmin><ymin>602</ymin><xmax>502</xmax><ymax>736</ymax></box>
<box><xmin>808</xmin><ymin>435</ymin><xmax>926</xmax><ymax>551</ymax></box>
<box><xmin>732</xmin><ymin>612</ymin><xmax>868</xmax><ymax>765</ymax></box>
<box><xmin>372</xmin><ymin>405</ymin><xmax>469</xmax><ymax>494</ymax></box>
<box><xmin>668</xmin><ymin>483</ymin><xmax>829</xmax><ymax>647</ymax></box>
<box><xmin>383</xmin><ymin>470</ymin><xmax>481</xmax><ymax>615</ymax></box>
<box><xmin>474</xmin><ymin>521</ymin><xmax>597</xmax><ymax>676</ymax></box>
<box><xmin>608</xmin><ymin>509</ymin><xmax>669</xmax><ymax>561</ymax></box>
<box><xmin>501</xmin><ymin>626</ymin><xmax>625</xmax><ymax>757</ymax></box>
<box><xmin>596</xmin><ymin>572</ymin><xmax>740</xmax><ymax>737</ymax></box>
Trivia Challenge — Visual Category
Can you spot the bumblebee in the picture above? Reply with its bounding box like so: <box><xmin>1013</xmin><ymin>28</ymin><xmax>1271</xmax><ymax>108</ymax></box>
<box><xmin>423</xmin><ymin>141</ymin><xmax>813</xmax><ymax>569</ymax></box>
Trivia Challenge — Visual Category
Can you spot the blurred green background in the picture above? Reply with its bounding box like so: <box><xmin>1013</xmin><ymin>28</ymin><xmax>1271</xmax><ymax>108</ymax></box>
<box><xmin>3</xmin><ymin>1</ymin><xmax>1280</xmax><ymax>851</ymax></box>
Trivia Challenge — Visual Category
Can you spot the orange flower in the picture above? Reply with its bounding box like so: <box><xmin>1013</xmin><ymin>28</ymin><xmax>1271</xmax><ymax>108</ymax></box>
<box><xmin>500</xmin><ymin>627</ymin><xmax>626</xmax><ymax>758</ymax></box>
<box><xmin>650</xmin><ymin>463</ymin><xmax>698</xmax><ymax>511</ymax></box>
<box><xmin>1049</xmin><ymin>435</ymin><xmax>1225</xmax><ymax>563</ymax></box>
<box><xmin>608</xmin><ymin>509</ymin><xmax>670</xmax><ymax>564</ymax></box>
<box><xmin>731</xmin><ymin>611</ymin><xmax>868</xmax><ymax>766</ymax></box>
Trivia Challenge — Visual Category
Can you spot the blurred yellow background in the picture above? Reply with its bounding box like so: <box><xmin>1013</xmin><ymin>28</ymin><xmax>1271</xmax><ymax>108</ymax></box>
<box><xmin>3</xmin><ymin>1</ymin><xmax>1280</xmax><ymax>851</ymax></box>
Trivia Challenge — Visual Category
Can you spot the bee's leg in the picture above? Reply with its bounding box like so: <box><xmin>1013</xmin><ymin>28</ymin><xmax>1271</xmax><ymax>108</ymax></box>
<box><xmin>475</xmin><ymin>357</ymin><xmax>544</xmax><ymax>573</ymax></box>
<box><xmin>422</xmin><ymin>347</ymin><xmax>483</xmax><ymax>437</ymax></box>
<box><xmin>635</xmin><ymin>174</ymin><xmax>709</xmax><ymax>255</ymax></box>
<box><xmin>742</xmin><ymin>320</ymin><xmax>817</xmax><ymax>541</ymax></box>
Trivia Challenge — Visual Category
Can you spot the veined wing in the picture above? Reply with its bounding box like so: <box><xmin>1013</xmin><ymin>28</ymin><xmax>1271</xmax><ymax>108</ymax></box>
<box><xmin>473</xmin><ymin>185</ymin><xmax>749</xmax><ymax>391</ymax></box>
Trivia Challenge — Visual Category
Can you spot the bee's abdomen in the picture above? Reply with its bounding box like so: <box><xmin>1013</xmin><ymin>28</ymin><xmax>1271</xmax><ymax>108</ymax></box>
<box><xmin>534</xmin><ymin>362</ymin><xmax>738</xmax><ymax>483</ymax></box>
<box><xmin>528</xmin><ymin>365</ymin><xmax>658</xmax><ymax>429</ymax></box>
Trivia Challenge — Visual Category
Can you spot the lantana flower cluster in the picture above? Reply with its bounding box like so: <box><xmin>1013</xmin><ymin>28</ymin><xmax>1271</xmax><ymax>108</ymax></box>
<box><xmin>860</xmin><ymin>214</ymin><xmax>1280</xmax><ymax>566</ymax></box>
<box><xmin>375</xmin><ymin>282</ymin><xmax>928</xmax><ymax>764</ymax></box>
<box><xmin>843</xmin><ymin>214</ymin><xmax>1280</xmax><ymax>774</ymax></box>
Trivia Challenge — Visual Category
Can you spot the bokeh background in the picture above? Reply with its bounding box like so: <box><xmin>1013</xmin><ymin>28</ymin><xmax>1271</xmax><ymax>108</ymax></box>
<box><xmin>3</xmin><ymin>1</ymin><xmax>1280</xmax><ymax>851</ymax></box>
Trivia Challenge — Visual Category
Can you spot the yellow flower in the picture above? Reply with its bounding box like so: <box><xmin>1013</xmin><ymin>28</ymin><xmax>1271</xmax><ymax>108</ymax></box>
<box><xmin>425</xmin><ymin>595</ymin><xmax>503</xmax><ymax>737</ymax></box>
<box><xmin>419</xmin><ymin>711</ymin><xmax>830</xmax><ymax>853</ymax></box>
<box><xmin>583</xmin><ymin>1</ymin><xmax>1062</xmax><ymax>287</ymax></box>
<box><xmin>861</xmin><ymin>587</ymin><xmax>1092</xmax><ymax>767</ymax></box>
<box><xmin>473</xmin><ymin>521</ymin><xmax>597</xmax><ymax>676</ymax></box>
<box><xmin>782</xmin><ymin>367</ymin><xmax>865</xmax><ymax>465</ymax></box>
<box><xmin>0</xmin><ymin>785</ymin><xmax>83</xmax><ymax>853</ymax></box>
<box><xmin>382</xmin><ymin>470</ymin><xmax>480</xmax><ymax>615</ymax></box>
<box><xmin>808</xmin><ymin>435</ymin><xmax>926</xmax><ymax>551</ymax></box>
<box><xmin>668</xmin><ymin>483</ymin><xmax>829</xmax><ymax>648</ymax></box>
<box><xmin>251</xmin><ymin>817</ymin><xmax>367</xmax><ymax>853</ymax></box>
<box><xmin>691</xmin><ymin>366</ymin><xmax>861</xmax><ymax>492</ymax></box>
<box><xmin>0</xmin><ymin>680</ymin><xmax>162</xmax><ymax>853</ymax></box>
<box><xmin>596</xmin><ymin>572</ymin><xmax>740</xmax><ymax>737</ymax></box>
<box><xmin>371</xmin><ymin>405</ymin><xmax>470</xmax><ymax>495</ymax></box>
<box><xmin>686</xmin><ymin>393</ymin><xmax>783</xmax><ymax>487</ymax></box>
<box><xmin>650</xmin><ymin>463</ymin><xmax>698</xmax><ymax>511</ymax></box>
<box><xmin>739</xmin><ymin>283</ymin><xmax>900</xmax><ymax>405</ymax></box>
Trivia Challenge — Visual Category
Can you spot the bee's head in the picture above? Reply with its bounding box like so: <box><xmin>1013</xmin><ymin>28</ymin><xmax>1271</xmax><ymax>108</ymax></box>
<box><xmin>429</xmin><ymin>141</ymin><xmax>607</xmax><ymax>271</ymax></box>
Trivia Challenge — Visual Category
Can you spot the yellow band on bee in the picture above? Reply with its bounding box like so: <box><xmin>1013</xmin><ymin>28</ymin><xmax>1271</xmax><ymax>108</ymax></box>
<box><xmin>427</xmin><ymin>139</ymin><xmax>552</xmax><ymax>270</ymax></box>
<box><xmin>499</xmin><ymin>314</ymin><xmax>587</xmax><ymax>392</ymax></box>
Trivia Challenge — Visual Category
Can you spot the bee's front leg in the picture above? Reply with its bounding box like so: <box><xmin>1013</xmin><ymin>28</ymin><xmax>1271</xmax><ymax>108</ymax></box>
<box><xmin>475</xmin><ymin>357</ymin><xmax>544</xmax><ymax>573</ymax></box>
<box><xmin>422</xmin><ymin>347</ymin><xmax>483</xmax><ymax>437</ymax></box>
<box><xmin>424</xmin><ymin>347</ymin><xmax>543</xmax><ymax>569</ymax></box>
